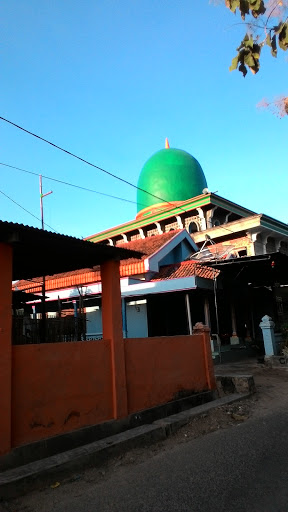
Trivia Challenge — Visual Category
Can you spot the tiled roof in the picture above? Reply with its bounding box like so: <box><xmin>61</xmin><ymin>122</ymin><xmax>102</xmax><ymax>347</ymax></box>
<box><xmin>152</xmin><ymin>260</ymin><xmax>220</xmax><ymax>281</ymax></box>
<box><xmin>116</xmin><ymin>230</ymin><xmax>181</xmax><ymax>263</ymax></box>
<box><xmin>13</xmin><ymin>231</ymin><xmax>180</xmax><ymax>293</ymax></box>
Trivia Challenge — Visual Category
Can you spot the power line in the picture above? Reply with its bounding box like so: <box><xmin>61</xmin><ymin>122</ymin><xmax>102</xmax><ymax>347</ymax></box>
<box><xmin>0</xmin><ymin>117</ymin><xmax>276</xmax><ymax>250</ymax></box>
<box><xmin>0</xmin><ymin>162</ymin><xmax>270</xmax><ymax>249</ymax></box>
<box><xmin>0</xmin><ymin>188</ymin><xmax>57</xmax><ymax>232</ymax></box>
<box><xmin>0</xmin><ymin>161</ymin><xmax>147</xmax><ymax>208</ymax></box>
<box><xmin>0</xmin><ymin>160</ymin><xmax>260</xmax><ymax>244</ymax></box>
<box><xmin>0</xmin><ymin>116</ymin><xmax>196</xmax><ymax>215</ymax></box>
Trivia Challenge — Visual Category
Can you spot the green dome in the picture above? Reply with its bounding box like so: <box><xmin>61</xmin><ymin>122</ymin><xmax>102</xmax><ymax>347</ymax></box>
<box><xmin>137</xmin><ymin>148</ymin><xmax>207</xmax><ymax>215</ymax></box>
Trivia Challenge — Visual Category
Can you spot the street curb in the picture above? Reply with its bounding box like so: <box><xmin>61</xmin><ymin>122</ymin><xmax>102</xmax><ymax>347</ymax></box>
<box><xmin>0</xmin><ymin>392</ymin><xmax>251</xmax><ymax>500</ymax></box>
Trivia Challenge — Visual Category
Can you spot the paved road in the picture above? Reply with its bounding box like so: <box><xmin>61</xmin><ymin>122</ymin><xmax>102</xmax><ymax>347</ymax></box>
<box><xmin>13</xmin><ymin>407</ymin><xmax>288</xmax><ymax>512</ymax></box>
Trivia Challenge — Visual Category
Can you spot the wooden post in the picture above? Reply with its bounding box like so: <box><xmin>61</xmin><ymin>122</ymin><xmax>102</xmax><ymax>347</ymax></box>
<box><xmin>0</xmin><ymin>243</ymin><xmax>13</xmax><ymax>454</ymax></box>
<box><xmin>193</xmin><ymin>322</ymin><xmax>216</xmax><ymax>391</ymax></box>
<box><xmin>101</xmin><ymin>259</ymin><xmax>128</xmax><ymax>419</ymax></box>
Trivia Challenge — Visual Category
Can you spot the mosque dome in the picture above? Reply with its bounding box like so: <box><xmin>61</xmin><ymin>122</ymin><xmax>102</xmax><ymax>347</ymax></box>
<box><xmin>136</xmin><ymin>141</ymin><xmax>207</xmax><ymax>219</ymax></box>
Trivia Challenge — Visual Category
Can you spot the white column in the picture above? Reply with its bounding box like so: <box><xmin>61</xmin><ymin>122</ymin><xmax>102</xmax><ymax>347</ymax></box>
<box><xmin>175</xmin><ymin>215</ymin><xmax>183</xmax><ymax>229</ymax></box>
<box><xmin>155</xmin><ymin>222</ymin><xmax>163</xmax><ymax>234</ymax></box>
<box><xmin>230</xmin><ymin>301</ymin><xmax>240</xmax><ymax>345</ymax></box>
<box><xmin>204</xmin><ymin>298</ymin><xmax>210</xmax><ymax>327</ymax></box>
<box><xmin>196</xmin><ymin>208</ymin><xmax>206</xmax><ymax>231</ymax></box>
<box><xmin>185</xmin><ymin>294</ymin><xmax>193</xmax><ymax>335</ymax></box>
<box><xmin>260</xmin><ymin>315</ymin><xmax>277</xmax><ymax>356</ymax></box>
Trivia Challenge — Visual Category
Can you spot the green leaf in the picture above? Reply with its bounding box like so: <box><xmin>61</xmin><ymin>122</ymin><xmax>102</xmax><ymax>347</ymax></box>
<box><xmin>274</xmin><ymin>22</ymin><xmax>284</xmax><ymax>35</ymax></box>
<box><xmin>253</xmin><ymin>43</ymin><xmax>261</xmax><ymax>54</ymax></box>
<box><xmin>230</xmin><ymin>0</ymin><xmax>240</xmax><ymax>13</ymax></box>
<box><xmin>244</xmin><ymin>53</ymin><xmax>255</xmax><ymax>67</ymax></box>
<box><xmin>250</xmin><ymin>66</ymin><xmax>259</xmax><ymax>75</ymax></box>
<box><xmin>271</xmin><ymin>34</ymin><xmax>277</xmax><ymax>57</ymax></box>
<box><xmin>238</xmin><ymin>63</ymin><xmax>247</xmax><ymax>77</ymax></box>
<box><xmin>229</xmin><ymin>55</ymin><xmax>239</xmax><ymax>71</ymax></box>
<box><xmin>243</xmin><ymin>34</ymin><xmax>254</xmax><ymax>48</ymax></box>
<box><xmin>266</xmin><ymin>33</ymin><xmax>272</xmax><ymax>47</ymax></box>
<box><xmin>279</xmin><ymin>23</ymin><xmax>288</xmax><ymax>51</ymax></box>
<box><xmin>239</xmin><ymin>0</ymin><xmax>249</xmax><ymax>19</ymax></box>
<box><xmin>249</xmin><ymin>0</ymin><xmax>261</xmax><ymax>9</ymax></box>
<box><xmin>250</xmin><ymin>0</ymin><xmax>266</xmax><ymax>17</ymax></box>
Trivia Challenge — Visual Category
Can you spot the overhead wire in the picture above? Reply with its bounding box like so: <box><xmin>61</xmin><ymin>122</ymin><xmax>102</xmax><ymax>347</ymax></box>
<box><xmin>0</xmin><ymin>116</ymin><xmax>278</xmax><ymax>252</ymax></box>
<box><xmin>1</xmin><ymin>160</ymin><xmax>258</xmax><ymax>246</ymax></box>
<box><xmin>0</xmin><ymin>161</ymin><xmax>148</xmax><ymax>208</ymax></box>
<box><xmin>0</xmin><ymin>116</ymin><xmax>200</xmax><ymax>216</ymax></box>
<box><xmin>0</xmin><ymin>189</ymin><xmax>57</xmax><ymax>232</ymax></box>
<box><xmin>0</xmin><ymin>161</ymin><xmax>271</xmax><ymax>251</ymax></box>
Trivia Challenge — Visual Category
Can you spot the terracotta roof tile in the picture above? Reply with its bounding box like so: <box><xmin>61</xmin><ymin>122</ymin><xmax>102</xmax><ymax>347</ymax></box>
<box><xmin>13</xmin><ymin>232</ymin><xmax>179</xmax><ymax>293</ymax></box>
<box><xmin>152</xmin><ymin>260</ymin><xmax>220</xmax><ymax>281</ymax></box>
<box><xmin>117</xmin><ymin>230</ymin><xmax>181</xmax><ymax>264</ymax></box>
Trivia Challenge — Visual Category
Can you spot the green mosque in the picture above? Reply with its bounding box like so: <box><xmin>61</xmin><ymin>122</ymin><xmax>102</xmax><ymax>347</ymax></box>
<box><xmin>16</xmin><ymin>140</ymin><xmax>288</xmax><ymax>353</ymax></box>
<box><xmin>136</xmin><ymin>141</ymin><xmax>207</xmax><ymax>219</ymax></box>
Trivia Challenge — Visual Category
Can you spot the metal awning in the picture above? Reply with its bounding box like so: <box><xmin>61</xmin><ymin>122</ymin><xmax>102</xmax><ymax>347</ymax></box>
<box><xmin>0</xmin><ymin>221</ymin><xmax>143</xmax><ymax>281</ymax></box>
<box><xmin>206</xmin><ymin>252</ymin><xmax>288</xmax><ymax>287</ymax></box>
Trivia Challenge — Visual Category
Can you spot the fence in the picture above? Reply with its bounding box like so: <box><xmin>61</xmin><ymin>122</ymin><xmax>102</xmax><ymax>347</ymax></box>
<box><xmin>12</xmin><ymin>315</ymin><xmax>86</xmax><ymax>344</ymax></box>
<box><xmin>3</xmin><ymin>325</ymin><xmax>215</xmax><ymax>454</ymax></box>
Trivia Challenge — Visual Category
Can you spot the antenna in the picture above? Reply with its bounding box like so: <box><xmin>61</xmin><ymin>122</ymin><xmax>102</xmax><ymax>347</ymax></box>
<box><xmin>39</xmin><ymin>174</ymin><xmax>53</xmax><ymax>344</ymax></box>
<box><xmin>39</xmin><ymin>175</ymin><xmax>53</xmax><ymax>230</ymax></box>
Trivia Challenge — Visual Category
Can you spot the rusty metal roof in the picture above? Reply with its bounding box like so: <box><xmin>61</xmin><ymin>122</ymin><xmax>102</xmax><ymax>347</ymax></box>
<box><xmin>0</xmin><ymin>220</ymin><xmax>142</xmax><ymax>281</ymax></box>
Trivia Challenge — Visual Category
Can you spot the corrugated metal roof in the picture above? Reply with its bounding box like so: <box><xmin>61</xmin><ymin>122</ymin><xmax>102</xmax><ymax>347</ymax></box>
<box><xmin>14</xmin><ymin>231</ymin><xmax>179</xmax><ymax>291</ymax></box>
<box><xmin>0</xmin><ymin>220</ymin><xmax>142</xmax><ymax>281</ymax></box>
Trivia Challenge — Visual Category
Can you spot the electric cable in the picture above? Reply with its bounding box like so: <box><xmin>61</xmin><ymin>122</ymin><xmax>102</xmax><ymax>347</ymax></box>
<box><xmin>0</xmin><ymin>117</ymin><xmax>278</xmax><ymax>250</ymax></box>
<box><xmin>0</xmin><ymin>161</ymin><xmax>148</xmax><ymax>208</ymax></box>
<box><xmin>0</xmin><ymin>116</ymin><xmax>193</xmax><ymax>215</ymax></box>
<box><xmin>0</xmin><ymin>189</ymin><xmax>57</xmax><ymax>232</ymax></box>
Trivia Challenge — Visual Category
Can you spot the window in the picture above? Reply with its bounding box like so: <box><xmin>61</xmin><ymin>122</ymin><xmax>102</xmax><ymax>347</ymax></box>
<box><xmin>188</xmin><ymin>222</ymin><xmax>198</xmax><ymax>234</ymax></box>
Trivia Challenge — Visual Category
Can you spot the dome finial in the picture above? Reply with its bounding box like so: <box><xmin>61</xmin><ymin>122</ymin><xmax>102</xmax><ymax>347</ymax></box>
<box><xmin>165</xmin><ymin>138</ymin><xmax>170</xmax><ymax>149</ymax></box>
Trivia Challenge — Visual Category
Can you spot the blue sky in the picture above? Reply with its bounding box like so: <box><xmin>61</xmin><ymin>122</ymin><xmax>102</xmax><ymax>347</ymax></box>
<box><xmin>1</xmin><ymin>0</ymin><xmax>287</xmax><ymax>238</ymax></box>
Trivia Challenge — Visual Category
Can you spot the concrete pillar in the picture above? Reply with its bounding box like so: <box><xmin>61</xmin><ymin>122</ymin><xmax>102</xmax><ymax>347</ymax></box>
<box><xmin>175</xmin><ymin>215</ymin><xmax>183</xmax><ymax>230</ymax></box>
<box><xmin>185</xmin><ymin>294</ymin><xmax>193</xmax><ymax>335</ymax></box>
<box><xmin>101</xmin><ymin>260</ymin><xmax>128</xmax><ymax>419</ymax></box>
<box><xmin>204</xmin><ymin>298</ymin><xmax>210</xmax><ymax>328</ymax></box>
<box><xmin>196</xmin><ymin>208</ymin><xmax>207</xmax><ymax>231</ymax></box>
<box><xmin>206</xmin><ymin>207</ymin><xmax>217</xmax><ymax>229</ymax></box>
<box><xmin>260</xmin><ymin>315</ymin><xmax>277</xmax><ymax>356</ymax></box>
<box><xmin>192</xmin><ymin>322</ymin><xmax>216</xmax><ymax>390</ymax></box>
<box><xmin>230</xmin><ymin>301</ymin><xmax>240</xmax><ymax>345</ymax></box>
<box><xmin>122</xmin><ymin>298</ymin><xmax>127</xmax><ymax>338</ymax></box>
<box><xmin>155</xmin><ymin>222</ymin><xmax>163</xmax><ymax>235</ymax></box>
<box><xmin>0</xmin><ymin>243</ymin><xmax>13</xmax><ymax>455</ymax></box>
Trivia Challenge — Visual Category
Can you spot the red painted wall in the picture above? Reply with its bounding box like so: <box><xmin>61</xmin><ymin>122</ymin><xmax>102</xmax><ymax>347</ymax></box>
<box><xmin>9</xmin><ymin>333</ymin><xmax>214</xmax><ymax>448</ymax></box>
<box><xmin>11</xmin><ymin>340</ymin><xmax>113</xmax><ymax>446</ymax></box>
<box><xmin>0</xmin><ymin>244</ymin><xmax>13</xmax><ymax>455</ymax></box>
<box><xmin>124</xmin><ymin>335</ymin><xmax>212</xmax><ymax>413</ymax></box>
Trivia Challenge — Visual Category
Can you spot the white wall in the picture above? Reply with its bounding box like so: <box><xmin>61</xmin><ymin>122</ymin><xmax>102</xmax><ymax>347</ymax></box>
<box><xmin>86</xmin><ymin>306</ymin><xmax>102</xmax><ymax>336</ymax></box>
<box><xmin>126</xmin><ymin>301</ymin><xmax>148</xmax><ymax>338</ymax></box>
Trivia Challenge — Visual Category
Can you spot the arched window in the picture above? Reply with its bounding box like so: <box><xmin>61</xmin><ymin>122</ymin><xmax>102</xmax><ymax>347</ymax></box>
<box><xmin>188</xmin><ymin>222</ymin><xmax>198</xmax><ymax>234</ymax></box>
